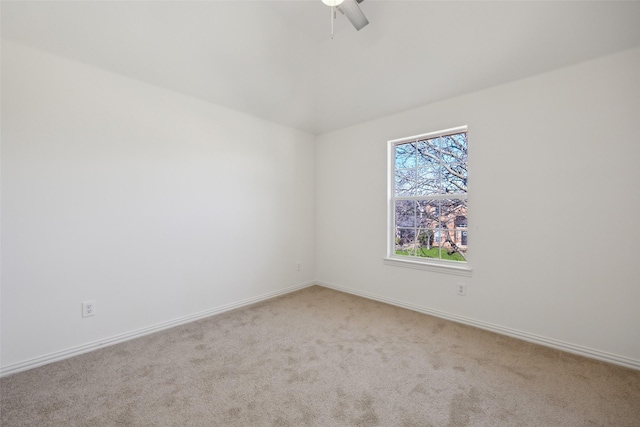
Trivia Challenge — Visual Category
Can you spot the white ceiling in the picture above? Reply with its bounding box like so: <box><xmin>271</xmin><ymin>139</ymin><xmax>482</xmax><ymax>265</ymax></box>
<box><xmin>2</xmin><ymin>1</ymin><xmax>640</xmax><ymax>135</ymax></box>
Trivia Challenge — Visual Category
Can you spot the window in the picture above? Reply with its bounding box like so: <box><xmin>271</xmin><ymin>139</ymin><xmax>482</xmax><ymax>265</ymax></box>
<box><xmin>386</xmin><ymin>126</ymin><xmax>469</xmax><ymax>274</ymax></box>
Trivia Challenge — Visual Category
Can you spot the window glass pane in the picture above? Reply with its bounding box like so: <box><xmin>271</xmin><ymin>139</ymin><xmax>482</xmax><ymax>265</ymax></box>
<box><xmin>416</xmin><ymin>200</ymin><xmax>439</xmax><ymax>227</ymax></box>
<box><xmin>395</xmin><ymin>228</ymin><xmax>416</xmax><ymax>256</ymax></box>
<box><xmin>395</xmin><ymin>169</ymin><xmax>416</xmax><ymax>196</ymax></box>
<box><xmin>440</xmin><ymin>239</ymin><xmax>466</xmax><ymax>262</ymax></box>
<box><xmin>442</xmin><ymin>163</ymin><xmax>467</xmax><ymax>194</ymax></box>
<box><xmin>395</xmin><ymin>143</ymin><xmax>416</xmax><ymax>169</ymax></box>
<box><xmin>440</xmin><ymin>133</ymin><xmax>467</xmax><ymax>164</ymax></box>
<box><xmin>395</xmin><ymin>200</ymin><xmax>416</xmax><ymax>227</ymax></box>
<box><xmin>416</xmin><ymin>138</ymin><xmax>440</xmax><ymax>167</ymax></box>
<box><xmin>416</xmin><ymin>168</ymin><xmax>441</xmax><ymax>196</ymax></box>
<box><xmin>439</xmin><ymin>198</ymin><xmax>467</xmax><ymax>262</ymax></box>
<box><xmin>439</xmin><ymin>199</ymin><xmax>467</xmax><ymax>226</ymax></box>
<box><xmin>415</xmin><ymin>229</ymin><xmax>438</xmax><ymax>259</ymax></box>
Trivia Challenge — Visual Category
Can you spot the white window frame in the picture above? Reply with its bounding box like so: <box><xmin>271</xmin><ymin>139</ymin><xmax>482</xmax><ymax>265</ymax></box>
<box><xmin>384</xmin><ymin>126</ymin><xmax>472</xmax><ymax>276</ymax></box>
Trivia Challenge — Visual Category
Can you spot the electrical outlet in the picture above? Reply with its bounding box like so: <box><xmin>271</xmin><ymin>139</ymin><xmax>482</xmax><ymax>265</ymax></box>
<box><xmin>456</xmin><ymin>283</ymin><xmax>466</xmax><ymax>296</ymax></box>
<box><xmin>82</xmin><ymin>300</ymin><xmax>96</xmax><ymax>317</ymax></box>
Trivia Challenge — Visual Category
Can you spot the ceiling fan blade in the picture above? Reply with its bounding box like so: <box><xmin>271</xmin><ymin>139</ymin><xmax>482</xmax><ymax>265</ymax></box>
<box><xmin>337</xmin><ymin>0</ymin><xmax>369</xmax><ymax>31</ymax></box>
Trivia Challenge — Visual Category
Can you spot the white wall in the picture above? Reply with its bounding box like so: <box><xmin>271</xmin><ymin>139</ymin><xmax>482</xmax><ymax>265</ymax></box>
<box><xmin>1</xmin><ymin>41</ymin><xmax>316</xmax><ymax>371</ymax></box>
<box><xmin>316</xmin><ymin>48</ymin><xmax>640</xmax><ymax>368</ymax></box>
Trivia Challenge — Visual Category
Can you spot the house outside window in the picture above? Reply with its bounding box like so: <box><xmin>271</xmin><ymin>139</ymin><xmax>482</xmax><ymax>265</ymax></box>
<box><xmin>387</xmin><ymin>126</ymin><xmax>469</xmax><ymax>274</ymax></box>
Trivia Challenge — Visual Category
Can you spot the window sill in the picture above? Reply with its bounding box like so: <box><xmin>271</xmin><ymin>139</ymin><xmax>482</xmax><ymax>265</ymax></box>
<box><xmin>383</xmin><ymin>257</ymin><xmax>472</xmax><ymax>277</ymax></box>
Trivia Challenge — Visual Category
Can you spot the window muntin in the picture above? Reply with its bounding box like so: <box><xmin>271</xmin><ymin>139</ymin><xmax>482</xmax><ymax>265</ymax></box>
<box><xmin>390</xmin><ymin>127</ymin><xmax>468</xmax><ymax>264</ymax></box>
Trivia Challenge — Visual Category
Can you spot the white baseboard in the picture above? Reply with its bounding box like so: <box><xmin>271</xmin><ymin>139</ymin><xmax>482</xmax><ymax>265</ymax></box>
<box><xmin>5</xmin><ymin>280</ymin><xmax>638</xmax><ymax>376</ymax></box>
<box><xmin>0</xmin><ymin>281</ymin><xmax>315</xmax><ymax>378</ymax></box>
<box><xmin>316</xmin><ymin>281</ymin><xmax>640</xmax><ymax>371</ymax></box>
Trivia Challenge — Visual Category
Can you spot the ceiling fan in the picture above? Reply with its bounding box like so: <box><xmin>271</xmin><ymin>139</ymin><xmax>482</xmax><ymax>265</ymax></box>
<box><xmin>322</xmin><ymin>0</ymin><xmax>369</xmax><ymax>38</ymax></box>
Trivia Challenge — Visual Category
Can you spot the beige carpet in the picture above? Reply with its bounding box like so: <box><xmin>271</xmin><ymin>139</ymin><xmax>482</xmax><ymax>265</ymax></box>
<box><xmin>1</xmin><ymin>286</ymin><xmax>639</xmax><ymax>426</ymax></box>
